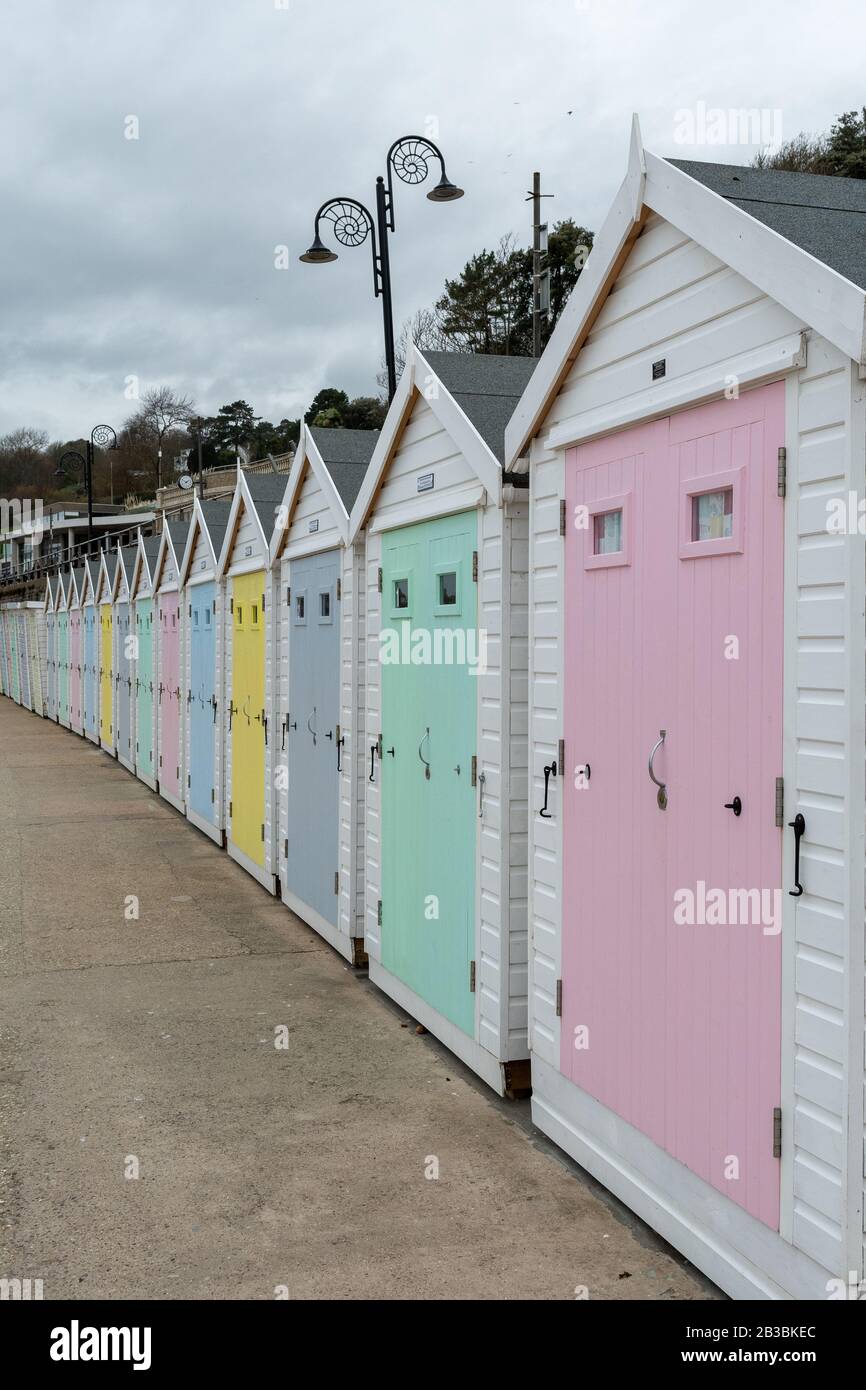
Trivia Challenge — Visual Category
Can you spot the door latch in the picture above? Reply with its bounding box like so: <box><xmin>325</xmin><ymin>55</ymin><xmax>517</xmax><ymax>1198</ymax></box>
<box><xmin>539</xmin><ymin>760</ymin><xmax>557</xmax><ymax>818</ymax></box>
<box><xmin>789</xmin><ymin>813</ymin><xmax>806</xmax><ymax>897</ymax></box>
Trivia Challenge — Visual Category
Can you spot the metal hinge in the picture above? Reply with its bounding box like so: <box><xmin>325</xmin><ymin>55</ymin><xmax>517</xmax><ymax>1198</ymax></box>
<box><xmin>558</xmin><ymin>737</ymin><xmax>565</xmax><ymax>772</ymax></box>
<box><xmin>230</xmin><ymin>597</ymin><xmax>234</xmax><ymax>614</ymax></box>
<box><xmin>159</xmin><ymin>754</ymin><xmax>162</xmax><ymax>767</ymax></box>
<box><xmin>377</xmin><ymin>566</ymin><xmax>383</xmax><ymax>593</ymax></box>
<box><xmin>286</xmin><ymin>586</ymin><xmax>291</xmax><ymax>606</ymax></box>
<box><xmin>471</xmin><ymin>755</ymin><xmax>477</xmax><ymax>787</ymax></box>
<box><xmin>188</xmin><ymin>603</ymin><xmax>191</xmax><ymax>616</ymax></box>
<box><xmin>229</xmin><ymin>799</ymin><xmax>232</xmax><ymax>817</ymax></box>
<box><xmin>213</xmin><ymin>599</ymin><xmax>216</xmax><ymax>614</ymax></box>
<box><xmin>472</xmin><ymin>550</ymin><xmax>478</xmax><ymax>582</ymax></box>
<box><xmin>377</xmin><ymin>732</ymin><xmax>383</xmax><ymax>759</ymax></box>
<box><xmin>211</xmin><ymin>787</ymin><xmax>214</xmax><ymax>803</ymax></box>
<box><xmin>176</xmin><ymin>766</ymin><xmax>179</xmax><ymax>780</ymax></box>
<box><xmin>773</xmin><ymin>1106</ymin><xmax>782</xmax><ymax>1158</ymax></box>
<box><xmin>187</xmin><ymin>773</ymin><xmax>191</xmax><ymax>788</ymax></box>
<box><xmin>334</xmin><ymin>870</ymin><xmax>339</xmax><ymax>894</ymax></box>
<box><xmin>377</xmin><ymin>899</ymin><xmax>382</xmax><ymax>926</ymax></box>
<box><xmin>559</xmin><ymin>499</ymin><xmax>567</xmax><ymax>536</ymax></box>
<box><xmin>469</xmin><ymin>960</ymin><xmax>476</xmax><ymax>992</ymax></box>
<box><xmin>556</xmin><ymin>979</ymin><xmax>563</xmax><ymax>1017</ymax></box>
<box><xmin>261</xmin><ymin>592</ymin><xmax>265</xmax><ymax>611</ymax></box>
<box><xmin>336</xmin><ymin>577</ymin><xmax>341</xmax><ymax>600</ymax></box>
<box><xmin>284</xmin><ymin>837</ymin><xmax>288</xmax><ymax>857</ymax></box>
<box><xmin>775</xmin><ymin>777</ymin><xmax>784</xmax><ymax>828</ymax></box>
<box><xmin>777</xmin><ymin>447</ymin><xmax>787</xmax><ymax>498</ymax></box>
<box><xmin>261</xmin><ymin>823</ymin><xmax>265</xmax><ymax>841</ymax></box>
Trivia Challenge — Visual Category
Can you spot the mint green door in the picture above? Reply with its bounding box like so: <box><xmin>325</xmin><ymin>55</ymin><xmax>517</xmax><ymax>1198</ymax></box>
<box><xmin>380</xmin><ymin>510</ymin><xmax>478</xmax><ymax>1035</ymax></box>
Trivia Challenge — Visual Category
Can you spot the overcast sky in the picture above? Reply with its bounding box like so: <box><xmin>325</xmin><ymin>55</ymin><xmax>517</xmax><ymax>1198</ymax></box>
<box><xmin>0</xmin><ymin>0</ymin><xmax>862</xmax><ymax>440</ymax></box>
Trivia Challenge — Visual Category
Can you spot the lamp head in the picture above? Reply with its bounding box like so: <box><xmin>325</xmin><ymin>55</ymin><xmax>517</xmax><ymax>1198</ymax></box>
<box><xmin>299</xmin><ymin>232</ymin><xmax>338</xmax><ymax>264</ymax></box>
<box><xmin>427</xmin><ymin>173</ymin><xmax>464</xmax><ymax>203</ymax></box>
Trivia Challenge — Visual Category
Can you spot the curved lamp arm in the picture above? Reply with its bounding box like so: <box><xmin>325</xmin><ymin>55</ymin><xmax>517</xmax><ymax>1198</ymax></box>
<box><xmin>91</xmin><ymin>424</ymin><xmax>118</xmax><ymax>451</ymax></box>
<box><xmin>302</xmin><ymin>197</ymin><xmax>382</xmax><ymax>298</ymax></box>
<box><xmin>385</xmin><ymin>135</ymin><xmax>463</xmax><ymax>230</ymax></box>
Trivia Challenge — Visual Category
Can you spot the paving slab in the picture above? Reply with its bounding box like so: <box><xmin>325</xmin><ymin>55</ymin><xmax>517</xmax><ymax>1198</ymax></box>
<box><xmin>0</xmin><ymin>699</ymin><xmax>720</xmax><ymax>1300</ymax></box>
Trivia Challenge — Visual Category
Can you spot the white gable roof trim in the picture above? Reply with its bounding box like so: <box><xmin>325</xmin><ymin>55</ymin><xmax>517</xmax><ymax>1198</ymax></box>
<box><xmin>179</xmin><ymin>496</ymin><xmax>221</xmax><ymax>586</ymax></box>
<box><xmin>216</xmin><ymin>468</ymin><xmax>271</xmax><ymax>579</ymax></box>
<box><xmin>153</xmin><ymin>522</ymin><xmax>184</xmax><ymax>591</ymax></box>
<box><xmin>269</xmin><ymin>424</ymin><xmax>350</xmax><ymax>563</ymax></box>
<box><xmin>504</xmin><ymin>117</ymin><xmax>866</xmax><ymax>469</ymax></box>
<box><xmin>348</xmin><ymin>343</ymin><xmax>503</xmax><ymax>544</ymax></box>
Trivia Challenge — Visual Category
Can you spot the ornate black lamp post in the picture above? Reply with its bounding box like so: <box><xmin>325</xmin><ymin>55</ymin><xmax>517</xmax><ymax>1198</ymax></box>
<box><xmin>55</xmin><ymin>424</ymin><xmax>118</xmax><ymax>555</ymax></box>
<box><xmin>300</xmin><ymin>136</ymin><xmax>464</xmax><ymax>400</ymax></box>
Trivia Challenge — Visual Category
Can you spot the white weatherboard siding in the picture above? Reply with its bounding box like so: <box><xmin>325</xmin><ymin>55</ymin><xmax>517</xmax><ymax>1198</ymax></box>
<box><xmin>368</xmin><ymin>398</ymin><xmax>485</xmax><ymax>530</ymax></box>
<box><xmin>283</xmin><ymin>464</ymin><xmax>342</xmax><ymax>557</ymax></box>
<box><xmin>478</xmin><ymin>497</ymin><xmax>530</xmax><ymax>1059</ymax></box>
<box><xmin>189</xmin><ymin>525</ymin><xmax>212</xmax><ymax>577</ymax></box>
<box><xmin>549</xmin><ymin>213</ymin><xmax>805</xmax><ymax>438</ymax></box>
<box><xmin>783</xmin><ymin>339</ymin><xmax>865</xmax><ymax>1280</ymax></box>
<box><xmin>361</xmin><ymin>391</ymin><xmax>529</xmax><ymax>1082</ymax></box>
<box><xmin>527</xmin><ymin>209</ymin><xmax>866</xmax><ymax>1297</ymax></box>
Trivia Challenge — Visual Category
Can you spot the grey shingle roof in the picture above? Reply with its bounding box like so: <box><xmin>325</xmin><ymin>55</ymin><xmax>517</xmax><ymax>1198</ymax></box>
<box><xmin>165</xmin><ymin>519</ymin><xmax>190</xmax><ymax>560</ymax></box>
<box><xmin>309</xmin><ymin>427</ymin><xmax>379</xmax><ymax>511</ymax></box>
<box><xmin>245</xmin><ymin>472</ymin><xmax>288</xmax><ymax>541</ymax></box>
<box><xmin>141</xmin><ymin>536</ymin><xmax>162</xmax><ymax>570</ymax></box>
<box><xmin>118</xmin><ymin>544</ymin><xmax>138</xmax><ymax>587</ymax></box>
<box><xmin>199</xmin><ymin>500</ymin><xmax>232</xmax><ymax>562</ymax></box>
<box><xmin>667</xmin><ymin>160</ymin><xmax>866</xmax><ymax>291</ymax></box>
<box><xmin>421</xmin><ymin>351</ymin><xmax>537</xmax><ymax>463</ymax></box>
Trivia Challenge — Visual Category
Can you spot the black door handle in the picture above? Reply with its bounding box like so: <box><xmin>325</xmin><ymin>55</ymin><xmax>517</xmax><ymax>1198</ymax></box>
<box><xmin>369</xmin><ymin>742</ymin><xmax>378</xmax><ymax>783</ymax></box>
<box><xmin>724</xmin><ymin>796</ymin><xmax>742</xmax><ymax>816</ymax></box>
<box><xmin>539</xmin><ymin>761</ymin><xmax>557</xmax><ymax>818</ymax></box>
<box><xmin>789</xmin><ymin>813</ymin><xmax>805</xmax><ymax>897</ymax></box>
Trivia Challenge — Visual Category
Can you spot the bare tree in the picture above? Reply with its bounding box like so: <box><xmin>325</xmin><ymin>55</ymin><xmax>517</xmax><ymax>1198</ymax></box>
<box><xmin>134</xmin><ymin>386</ymin><xmax>196</xmax><ymax>488</ymax></box>
<box><xmin>379</xmin><ymin>306</ymin><xmax>449</xmax><ymax>392</ymax></box>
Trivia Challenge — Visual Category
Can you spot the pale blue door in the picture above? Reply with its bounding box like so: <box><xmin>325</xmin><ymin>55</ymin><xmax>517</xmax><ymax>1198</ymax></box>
<box><xmin>189</xmin><ymin>582</ymin><xmax>216</xmax><ymax>823</ymax></box>
<box><xmin>285</xmin><ymin>551</ymin><xmax>341</xmax><ymax>925</ymax></box>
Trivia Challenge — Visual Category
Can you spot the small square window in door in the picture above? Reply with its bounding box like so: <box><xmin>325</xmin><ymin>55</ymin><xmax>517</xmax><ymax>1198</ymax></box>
<box><xmin>584</xmin><ymin>493</ymin><xmax>631</xmax><ymax>570</ymax></box>
<box><xmin>438</xmin><ymin>571</ymin><xmax>457</xmax><ymax>605</ymax></box>
<box><xmin>679</xmin><ymin>468</ymin><xmax>744</xmax><ymax>559</ymax></box>
<box><xmin>394</xmin><ymin>578</ymin><xmax>409</xmax><ymax>610</ymax></box>
<box><xmin>593</xmin><ymin>510</ymin><xmax>622</xmax><ymax>555</ymax></box>
<box><xmin>692</xmin><ymin>488</ymin><xmax>732</xmax><ymax>541</ymax></box>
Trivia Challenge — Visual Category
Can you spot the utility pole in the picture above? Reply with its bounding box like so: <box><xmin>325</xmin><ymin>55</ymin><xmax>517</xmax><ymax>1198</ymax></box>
<box><xmin>527</xmin><ymin>172</ymin><xmax>554</xmax><ymax>357</ymax></box>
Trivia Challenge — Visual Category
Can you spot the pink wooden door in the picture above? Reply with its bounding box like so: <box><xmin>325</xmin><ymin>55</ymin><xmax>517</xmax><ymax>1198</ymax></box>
<box><xmin>561</xmin><ymin>382</ymin><xmax>784</xmax><ymax>1228</ymax></box>
<box><xmin>159</xmin><ymin>595</ymin><xmax>180</xmax><ymax>795</ymax></box>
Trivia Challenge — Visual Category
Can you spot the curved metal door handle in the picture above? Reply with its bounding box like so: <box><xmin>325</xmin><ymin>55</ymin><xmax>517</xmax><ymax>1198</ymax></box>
<box><xmin>539</xmin><ymin>761</ymin><xmax>557</xmax><ymax>818</ymax></box>
<box><xmin>648</xmin><ymin>729</ymin><xmax>667</xmax><ymax>808</ymax></box>
<box><xmin>307</xmin><ymin>708</ymin><xmax>317</xmax><ymax>745</ymax></box>
<box><xmin>789</xmin><ymin>813</ymin><xmax>806</xmax><ymax>897</ymax></box>
<box><xmin>418</xmin><ymin>727</ymin><xmax>431</xmax><ymax>780</ymax></box>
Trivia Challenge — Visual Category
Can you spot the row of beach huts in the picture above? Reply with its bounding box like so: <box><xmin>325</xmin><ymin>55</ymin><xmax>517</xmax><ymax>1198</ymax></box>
<box><xmin>2</xmin><ymin>131</ymin><xmax>866</xmax><ymax>1300</ymax></box>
